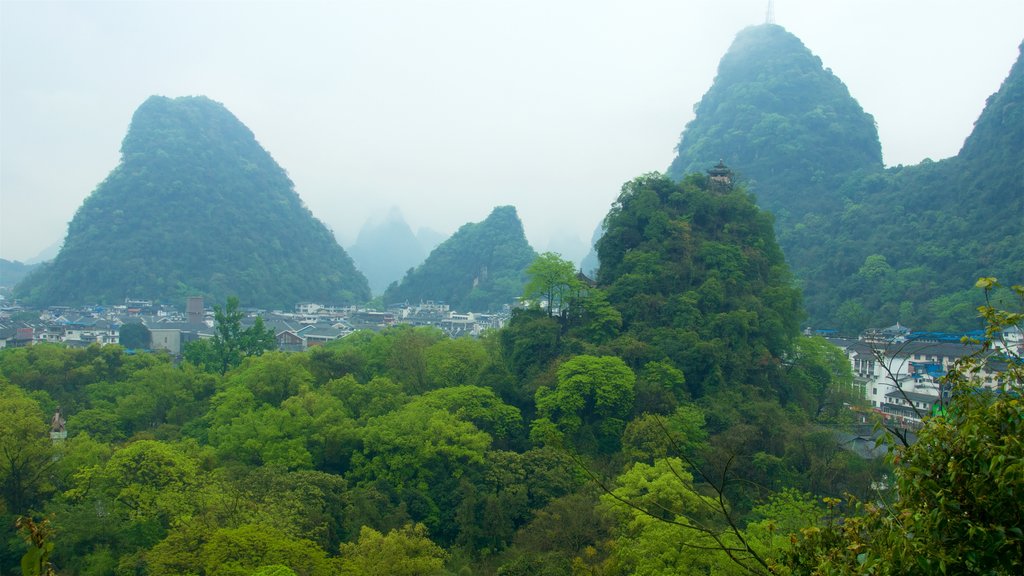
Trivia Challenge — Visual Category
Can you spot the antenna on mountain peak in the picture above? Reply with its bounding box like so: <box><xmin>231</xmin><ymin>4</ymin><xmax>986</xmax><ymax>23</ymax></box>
<box><xmin>766</xmin><ymin>0</ymin><xmax>775</xmax><ymax>24</ymax></box>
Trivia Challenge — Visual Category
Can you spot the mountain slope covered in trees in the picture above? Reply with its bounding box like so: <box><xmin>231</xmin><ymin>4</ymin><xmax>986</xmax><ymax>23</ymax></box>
<box><xmin>1</xmin><ymin>23</ymin><xmax>1020</xmax><ymax>576</ymax></box>
<box><xmin>15</xmin><ymin>96</ymin><xmax>369</xmax><ymax>308</ymax></box>
<box><xmin>597</xmin><ymin>172</ymin><xmax>803</xmax><ymax>397</ymax></box>
<box><xmin>779</xmin><ymin>39</ymin><xmax>1024</xmax><ymax>332</ymax></box>
<box><xmin>668</xmin><ymin>25</ymin><xmax>1023</xmax><ymax>331</ymax></box>
<box><xmin>667</xmin><ymin>24</ymin><xmax>882</xmax><ymax>221</ymax></box>
<box><xmin>383</xmin><ymin>206</ymin><xmax>537</xmax><ymax>311</ymax></box>
<box><xmin>1</xmin><ymin>165</ymin><xmax>882</xmax><ymax>575</ymax></box>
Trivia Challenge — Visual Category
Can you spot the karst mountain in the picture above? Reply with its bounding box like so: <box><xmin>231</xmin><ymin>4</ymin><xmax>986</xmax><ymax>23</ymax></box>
<box><xmin>16</xmin><ymin>95</ymin><xmax>370</xmax><ymax>308</ymax></box>
<box><xmin>383</xmin><ymin>206</ymin><xmax>537</xmax><ymax>311</ymax></box>
<box><xmin>668</xmin><ymin>25</ymin><xmax>1023</xmax><ymax>331</ymax></box>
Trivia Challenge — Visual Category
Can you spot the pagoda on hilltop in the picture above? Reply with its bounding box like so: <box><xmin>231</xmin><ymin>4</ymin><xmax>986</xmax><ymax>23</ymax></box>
<box><xmin>707</xmin><ymin>160</ymin><xmax>734</xmax><ymax>192</ymax></box>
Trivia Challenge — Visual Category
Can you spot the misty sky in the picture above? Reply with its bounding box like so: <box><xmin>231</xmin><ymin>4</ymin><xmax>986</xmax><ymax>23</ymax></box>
<box><xmin>2</xmin><ymin>1</ymin><xmax>1022</xmax><ymax>264</ymax></box>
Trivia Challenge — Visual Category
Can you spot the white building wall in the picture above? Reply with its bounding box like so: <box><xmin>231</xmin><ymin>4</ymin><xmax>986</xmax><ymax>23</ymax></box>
<box><xmin>150</xmin><ymin>329</ymin><xmax>181</xmax><ymax>355</ymax></box>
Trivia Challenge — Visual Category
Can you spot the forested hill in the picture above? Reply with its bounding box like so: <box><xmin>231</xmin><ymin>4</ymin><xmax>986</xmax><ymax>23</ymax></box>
<box><xmin>0</xmin><ymin>167</ymin><xmax>883</xmax><ymax>575</ymax></box>
<box><xmin>959</xmin><ymin>39</ymin><xmax>1024</xmax><ymax>164</ymax></box>
<box><xmin>785</xmin><ymin>39</ymin><xmax>1024</xmax><ymax>332</ymax></box>
<box><xmin>596</xmin><ymin>172</ymin><xmax>803</xmax><ymax>398</ymax></box>
<box><xmin>667</xmin><ymin>23</ymin><xmax>882</xmax><ymax>220</ymax></box>
<box><xmin>668</xmin><ymin>25</ymin><xmax>1023</xmax><ymax>332</ymax></box>
<box><xmin>383</xmin><ymin>206</ymin><xmax>537</xmax><ymax>311</ymax></box>
<box><xmin>14</xmin><ymin>96</ymin><xmax>370</xmax><ymax>308</ymax></box>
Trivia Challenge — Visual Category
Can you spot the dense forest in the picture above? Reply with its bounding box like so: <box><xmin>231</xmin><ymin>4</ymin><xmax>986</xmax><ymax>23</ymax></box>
<box><xmin>4</xmin><ymin>170</ymin><xmax>1021</xmax><ymax>574</ymax></box>
<box><xmin>0</xmin><ymin>175</ymin><xmax>875</xmax><ymax>575</ymax></box>
<box><xmin>383</xmin><ymin>206</ymin><xmax>537</xmax><ymax>311</ymax></box>
<box><xmin>780</xmin><ymin>38</ymin><xmax>1024</xmax><ymax>333</ymax></box>
<box><xmin>667</xmin><ymin>25</ymin><xmax>1023</xmax><ymax>332</ymax></box>
<box><xmin>14</xmin><ymin>96</ymin><xmax>370</xmax><ymax>309</ymax></box>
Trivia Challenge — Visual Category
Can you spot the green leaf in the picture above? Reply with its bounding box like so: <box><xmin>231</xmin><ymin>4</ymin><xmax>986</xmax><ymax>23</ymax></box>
<box><xmin>21</xmin><ymin>546</ymin><xmax>43</xmax><ymax>576</ymax></box>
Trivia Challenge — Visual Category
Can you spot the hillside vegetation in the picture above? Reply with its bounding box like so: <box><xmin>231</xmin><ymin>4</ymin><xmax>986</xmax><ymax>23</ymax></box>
<box><xmin>15</xmin><ymin>96</ymin><xmax>369</xmax><ymax>309</ymax></box>
<box><xmin>667</xmin><ymin>24</ymin><xmax>882</xmax><ymax>220</ymax></box>
<box><xmin>1</xmin><ymin>172</ymin><xmax>883</xmax><ymax>575</ymax></box>
<box><xmin>668</xmin><ymin>25</ymin><xmax>1023</xmax><ymax>331</ymax></box>
<box><xmin>784</xmin><ymin>40</ymin><xmax>1024</xmax><ymax>331</ymax></box>
<box><xmin>3</xmin><ymin>23</ymin><xmax>1021</xmax><ymax>576</ymax></box>
<box><xmin>3</xmin><ymin>166</ymin><xmax>1018</xmax><ymax>575</ymax></box>
<box><xmin>383</xmin><ymin>206</ymin><xmax>537</xmax><ymax>311</ymax></box>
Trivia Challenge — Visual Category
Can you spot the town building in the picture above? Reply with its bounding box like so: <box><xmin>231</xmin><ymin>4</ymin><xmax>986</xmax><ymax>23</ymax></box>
<box><xmin>828</xmin><ymin>324</ymin><xmax>1010</xmax><ymax>428</ymax></box>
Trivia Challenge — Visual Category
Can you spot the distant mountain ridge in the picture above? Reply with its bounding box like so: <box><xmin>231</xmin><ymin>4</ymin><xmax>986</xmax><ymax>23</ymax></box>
<box><xmin>348</xmin><ymin>208</ymin><xmax>428</xmax><ymax>296</ymax></box>
<box><xmin>15</xmin><ymin>95</ymin><xmax>369</xmax><ymax>308</ymax></box>
<box><xmin>384</xmin><ymin>206</ymin><xmax>537</xmax><ymax>311</ymax></box>
<box><xmin>0</xmin><ymin>259</ymin><xmax>38</xmax><ymax>291</ymax></box>
<box><xmin>668</xmin><ymin>25</ymin><xmax>1023</xmax><ymax>331</ymax></box>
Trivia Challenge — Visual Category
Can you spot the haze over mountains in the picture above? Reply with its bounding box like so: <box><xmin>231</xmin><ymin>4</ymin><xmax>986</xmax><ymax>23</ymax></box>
<box><xmin>0</xmin><ymin>259</ymin><xmax>34</xmax><ymax>291</ymax></box>
<box><xmin>2</xmin><ymin>11</ymin><xmax>1022</xmax><ymax>575</ymax></box>
<box><xmin>346</xmin><ymin>208</ymin><xmax>428</xmax><ymax>297</ymax></box>
<box><xmin>383</xmin><ymin>206</ymin><xmax>537</xmax><ymax>311</ymax></box>
<box><xmin>8</xmin><ymin>23</ymin><xmax>1022</xmax><ymax>334</ymax></box>
<box><xmin>346</xmin><ymin>208</ymin><xmax>590</xmax><ymax>298</ymax></box>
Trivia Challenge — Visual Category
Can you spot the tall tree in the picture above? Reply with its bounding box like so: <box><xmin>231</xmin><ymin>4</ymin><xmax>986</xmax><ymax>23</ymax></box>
<box><xmin>118</xmin><ymin>322</ymin><xmax>151</xmax><ymax>350</ymax></box>
<box><xmin>338</xmin><ymin>523</ymin><xmax>446</xmax><ymax>576</ymax></box>
<box><xmin>0</xmin><ymin>383</ymin><xmax>56</xmax><ymax>515</ymax></box>
<box><xmin>522</xmin><ymin>252</ymin><xmax>581</xmax><ymax>318</ymax></box>
<box><xmin>184</xmin><ymin>296</ymin><xmax>276</xmax><ymax>374</ymax></box>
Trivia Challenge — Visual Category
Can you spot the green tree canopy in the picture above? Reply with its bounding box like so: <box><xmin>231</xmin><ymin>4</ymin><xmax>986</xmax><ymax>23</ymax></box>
<box><xmin>200</xmin><ymin>524</ymin><xmax>333</xmax><ymax>576</ymax></box>
<box><xmin>118</xmin><ymin>322</ymin><xmax>151</xmax><ymax>350</ymax></box>
<box><xmin>522</xmin><ymin>252</ymin><xmax>582</xmax><ymax>318</ymax></box>
<box><xmin>338</xmin><ymin>523</ymin><xmax>446</xmax><ymax>576</ymax></box>
<box><xmin>597</xmin><ymin>172</ymin><xmax>802</xmax><ymax>395</ymax></box>
<box><xmin>184</xmin><ymin>296</ymin><xmax>277</xmax><ymax>374</ymax></box>
<box><xmin>533</xmin><ymin>355</ymin><xmax>636</xmax><ymax>453</ymax></box>
<box><xmin>0</xmin><ymin>382</ymin><xmax>56</xmax><ymax>515</ymax></box>
<box><xmin>600</xmin><ymin>458</ymin><xmax>738</xmax><ymax>576</ymax></box>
